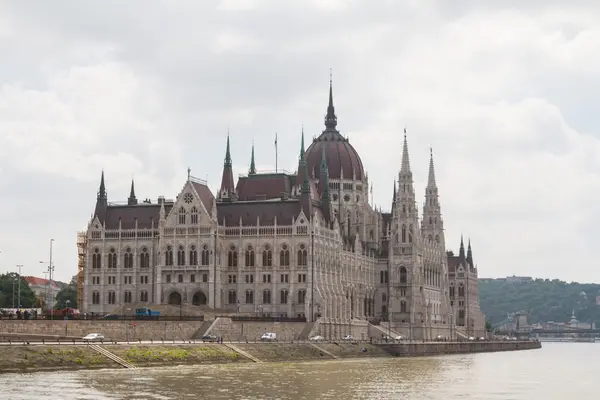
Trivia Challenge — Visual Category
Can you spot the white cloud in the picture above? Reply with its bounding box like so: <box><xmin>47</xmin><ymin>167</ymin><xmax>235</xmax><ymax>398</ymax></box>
<box><xmin>0</xmin><ymin>2</ymin><xmax>599</xmax><ymax>283</ymax></box>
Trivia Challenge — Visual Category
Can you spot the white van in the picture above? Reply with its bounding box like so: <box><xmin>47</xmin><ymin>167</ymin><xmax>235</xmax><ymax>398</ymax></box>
<box><xmin>261</xmin><ymin>332</ymin><xmax>277</xmax><ymax>341</ymax></box>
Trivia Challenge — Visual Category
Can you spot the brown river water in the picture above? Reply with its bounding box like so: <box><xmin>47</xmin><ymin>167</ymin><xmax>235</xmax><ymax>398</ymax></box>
<box><xmin>0</xmin><ymin>343</ymin><xmax>596</xmax><ymax>399</ymax></box>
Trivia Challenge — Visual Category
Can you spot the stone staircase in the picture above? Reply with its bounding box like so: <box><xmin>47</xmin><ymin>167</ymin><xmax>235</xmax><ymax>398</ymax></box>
<box><xmin>225</xmin><ymin>343</ymin><xmax>262</xmax><ymax>363</ymax></box>
<box><xmin>192</xmin><ymin>321</ymin><xmax>215</xmax><ymax>339</ymax></box>
<box><xmin>309</xmin><ymin>343</ymin><xmax>337</xmax><ymax>359</ymax></box>
<box><xmin>454</xmin><ymin>327</ymin><xmax>469</xmax><ymax>339</ymax></box>
<box><xmin>298</xmin><ymin>322</ymin><xmax>316</xmax><ymax>340</ymax></box>
<box><xmin>89</xmin><ymin>345</ymin><xmax>137</xmax><ymax>369</ymax></box>
<box><xmin>369</xmin><ymin>323</ymin><xmax>402</xmax><ymax>339</ymax></box>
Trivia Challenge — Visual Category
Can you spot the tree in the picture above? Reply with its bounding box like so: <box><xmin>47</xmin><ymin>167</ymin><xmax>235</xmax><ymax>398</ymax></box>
<box><xmin>479</xmin><ymin>278</ymin><xmax>600</xmax><ymax>326</ymax></box>
<box><xmin>485</xmin><ymin>320</ymin><xmax>493</xmax><ymax>332</ymax></box>
<box><xmin>54</xmin><ymin>286</ymin><xmax>77</xmax><ymax>309</ymax></box>
<box><xmin>0</xmin><ymin>273</ymin><xmax>37</xmax><ymax>308</ymax></box>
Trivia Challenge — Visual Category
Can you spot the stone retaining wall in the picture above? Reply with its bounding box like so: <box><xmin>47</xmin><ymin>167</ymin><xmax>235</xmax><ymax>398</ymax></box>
<box><xmin>207</xmin><ymin>318</ymin><xmax>307</xmax><ymax>341</ymax></box>
<box><xmin>0</xmin><ymin>320</ymin><xmax>203</xmax><ymax>341</ymax></box>
<box><xmin>379</xmin><ymin>340</ymin><xmax>541</xmax><ymax>356</ymax></box>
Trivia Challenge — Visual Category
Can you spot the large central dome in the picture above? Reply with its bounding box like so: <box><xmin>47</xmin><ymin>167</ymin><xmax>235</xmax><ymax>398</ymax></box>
<box><xmin>305</xmin><ymin>81</ymin><xmax>365</xmax><ymax>181</ymax></box>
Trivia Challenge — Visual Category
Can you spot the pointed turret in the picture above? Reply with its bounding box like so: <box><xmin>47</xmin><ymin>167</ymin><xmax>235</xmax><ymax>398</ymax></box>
<box><xmin>400</xmin><ymin>129</ymin><xmax>412</xmax><ymax>177</ymax></box>
<box><xmin>128</xmin><ymin>179</ymin><xmax>138</xmax><ymax>205</ymax></box>
<box><xmin>249</xmin><ymin>143</ymin><xmax>256</xmax><ymax>175</ymax></box>
<box><xmin>467</xmin><ymin>239</ymin><xmax>474</xmax><ymax>268</ymax></box>
<box><xmin>295</xmin><ymin>129</ymin><xmax>312</xmax><ymax>214</ymax></box>
<box><xmin>296</xmin><ymin>127</ymin><xmax>307</xmax><ymax>187</ymax></box>
<box><xmin>98</xmin><ymin>171</ymin><xmax>106</xmax><ymax>200</ymax></box>
<box><xmin>93</xmin><ymin>171</ymin><xmax>108</xmax><ymax>223</ymax></box>
<box><xmin>319</xmin><ymin>148</ymin><xmax>331</xmax><ymax>224</ymax></box>
<box><xmin>427</xmin><ymin>147</ymin><xmax>436</xmax><ymax>188</ymax></box>
<box><xmin>218</xmin><ymin>133</ymin><xmax>236</xmax><ymax>201</ymax></box>
<box><xmin>324</xmin><ymin>71</ymin><xmax>338</xmax><ymax>131</ymax></box>
<box><xmin>421</xmin><ymin>147</ymin><xmax>444</xmax><ymax>246</ymax></box>
<box><xmin>393</xmin><ymin>128</ymin><xmax>418</xmax><ymax>246</ymax></box>
<box><xmin>459</xmin><ymin>235</ymin><xmax>466</xmax><ymax>261</ymax></box>
<box><xmin>392</xmin><ymin>180</ymin><xmax>397</xmax><ymax>210</ymax></box>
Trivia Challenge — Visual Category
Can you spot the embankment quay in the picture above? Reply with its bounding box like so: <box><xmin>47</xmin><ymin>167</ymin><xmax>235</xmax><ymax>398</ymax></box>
<box><xmin>0</xmin><ymin>340</ymin><xmax>540</xmax><ymax>374</ymax></box>
<box><xmin>0</xmin><ymin>319</ymin><xmax>540</xmax><ymax>373</ymax></box>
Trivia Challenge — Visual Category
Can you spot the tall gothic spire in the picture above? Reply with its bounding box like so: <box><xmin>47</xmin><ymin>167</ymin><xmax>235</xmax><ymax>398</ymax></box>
<box><xmin>219</xmin><ymin>132</ymin><xmax>236</xmax><ymax>201</ymax></box>
<box><xmin>427</xmin><ymin>147</ymin><xmax>437</xmax><ymax>188</ymax></box>
<box><xmin>225</xmin><ymin>133</ymin><xmax>232</xmax><ymax>167</ymax></box>
<box><xmin>319</xmin><ymin>147</ymin><xmax>331</xmax><ymax>222</ymax></box>
<box><xmin>400</xmin><ymin>128</ymin><xmax>411</xmax><ymax>176</ymax></box>
<box><xmin>128</xmin><ymin>179</ymin><xmax>137</xmax><ymax>206</ymax></box>
<box><xmin>392</xmin><ymin>179</ymin><xmax>397</xmax><ymax>209</ymax></box>
<box><xmin>94</xmin><ymin>170</ymin><xmax>108</xmax><ymax>223</ymax></box>
<box><xmin>324</xmin><ymin>70</ymin><xmax>337</xmax><ymax>131</ymax></box>
<box><xmin>97</xmin><ymin>170</ymin><xmax>106</xmax><ymax>200</ymax></box>
<box><xmin>249</xmin><ymin>143</ymin><xmax>256</xmax><ymax>175</ymax></box>
<box><xmin>467</xmin><ymin>239</ymin><xmax>473</xmax><ymax>266</ymax></box>
<box><xmin>459</xmin><ymin>235</ymin><xmax>466</xmax><ymax>261</ymax></box>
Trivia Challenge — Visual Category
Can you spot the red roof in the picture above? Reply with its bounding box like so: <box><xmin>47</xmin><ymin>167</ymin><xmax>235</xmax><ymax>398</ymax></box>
<box><xmin>24</xmin><ymin>276</ymin><xmax>57</xmax><ymax>288</ymax></box>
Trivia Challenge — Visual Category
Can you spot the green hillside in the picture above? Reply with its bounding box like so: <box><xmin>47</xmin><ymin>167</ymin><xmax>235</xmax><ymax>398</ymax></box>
<box><xmin>479</xmin><ymin>278</ymin><xmax>600</xmax><ymax>326</ymax></box>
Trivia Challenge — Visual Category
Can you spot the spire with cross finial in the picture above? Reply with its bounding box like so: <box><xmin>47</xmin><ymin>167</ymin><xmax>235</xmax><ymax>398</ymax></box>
<box><xmin>128</xmin><ymin>178</ymin><xmax>137</xmax><ymax>205</ymax></box>
<box><xmin>218</xmin><ymin>131</ymin><xmax>236</xmax><ymax>201</ymax></box>
<box><xmin>249</xmin><ymin>142</ymin><xmax>256</xmax><ymax>175</ymax></box>
<box><xmin>324</xmin><ymin>69</ymin><xmax>338</xmax><ymax>131</ymax></box>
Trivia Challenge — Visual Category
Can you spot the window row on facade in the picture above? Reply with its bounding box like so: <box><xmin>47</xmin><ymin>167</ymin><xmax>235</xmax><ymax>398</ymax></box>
<box><xmin>91</xmin><ymin>290</ymin><xmax>149</xmax><ymax>305</ymax></box>
<box><xmin>379</xmin><ymin>267</ymin><xmax>408</xmax><ymax>284</ymax></box>
<box><xmin>226</xmin><ymin>289</ymin><xmax>307</xmax><ymax>305</ymax></box>
<box><xmin>449</xmin><ymin>285</ymin><xmax>466</xmax><ymax>298</ymax></box>
<box><xmin>225</xmin><ymin>273</ymin><xmax>307</xmax><ymax>284</ymax></box>
<box><xmin>224</xmin><ymin>244</ymin><xmax>308</xmax><ymax>268</ymax></box>
<box><xmin>90</xmin><ymin>275</ymin><xmax>150</xmax><ymax>285</ymax></box>
<box><xmin>90</xmin><ymin>243</ymin><xmax>310</xmax><ymax>270</ymax></box>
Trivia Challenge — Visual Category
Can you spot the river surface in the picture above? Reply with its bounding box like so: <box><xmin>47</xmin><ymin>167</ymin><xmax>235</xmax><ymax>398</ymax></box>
<box><xmin>0</xmin><ymin>343</ymin><xmax>596</xmax><ymax>399</ymax></box>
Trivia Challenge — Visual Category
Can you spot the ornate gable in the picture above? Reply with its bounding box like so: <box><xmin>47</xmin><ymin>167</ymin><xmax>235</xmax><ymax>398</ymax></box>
<box><xmin>165</xmin><ymin>179</ymin><xmax>215</xmax><ymax>227</ymax></box>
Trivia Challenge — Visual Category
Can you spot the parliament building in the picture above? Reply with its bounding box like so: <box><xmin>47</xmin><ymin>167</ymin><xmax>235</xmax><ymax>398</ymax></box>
<box><xmin>80</xmin><ymin>80</ymin><xmax>485</xmax><ymax>339</ymax></box>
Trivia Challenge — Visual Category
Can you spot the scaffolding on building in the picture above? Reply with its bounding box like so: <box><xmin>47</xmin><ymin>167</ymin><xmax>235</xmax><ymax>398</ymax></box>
<box><xmin>77</xmin><ymin>231</ymin><xmax>87</xmax><ymax>310</ymax></box>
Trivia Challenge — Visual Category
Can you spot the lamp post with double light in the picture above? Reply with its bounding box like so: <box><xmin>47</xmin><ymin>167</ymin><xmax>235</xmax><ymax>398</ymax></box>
<box><xmin>16</xmin><ymin>265</ymin><xmax>23</xmax><ymax>309</ymax></box>
<box><xmin>40</xmin><ymin>239</ymin><xmax>55</xmax><ymax>318</ymax></box>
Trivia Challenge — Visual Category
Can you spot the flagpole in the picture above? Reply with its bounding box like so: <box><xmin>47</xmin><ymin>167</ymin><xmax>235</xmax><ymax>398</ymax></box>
<box><xmin>275</xmin><ymin>132</ymin><xmax>278</xmax><ymax>173</ymax></box>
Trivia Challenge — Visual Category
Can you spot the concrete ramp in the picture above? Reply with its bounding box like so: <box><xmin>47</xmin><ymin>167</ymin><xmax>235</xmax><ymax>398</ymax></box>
<box><xmin>369</xmin><ymin>323</ymin><xmax>402</xmax><ymax>339</ymax></box>
<box><xmin>225</xmin><ymin>343</ymin><xmax>262</xmax><ymax>363</ymax></box>
<box><xmin>192</xmin><ymin>321</ymin><xmax>214</xmax><ymax>339</ymax></box>
<box><xmin>309</xmin><ymin>343</ymin><xmax>337</xmax><ymax>359</ymax></box>
<box><xmin>298</xmin><ymin>322</ymin><xmax>315</xmax><ymax>341</ymax></box>
<box><xmin>454</xmin><ymin>327</ymin><xmax>469</xmax><ymax>339</ymax></box>
<box><xmin>89</xmin><ymin>345</ymin><xmax>137</xmax><ymax>369</ymax></box>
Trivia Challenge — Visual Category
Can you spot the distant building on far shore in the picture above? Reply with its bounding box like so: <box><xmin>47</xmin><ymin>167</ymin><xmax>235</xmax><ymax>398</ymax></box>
<box><xmin>479</xmin><ymin>276</ymin><xmax>533</xmax><ymax>284</ymax></box>
<box><xmin>23</xmin><ymin>276</ymin><xmax>65</xmax><ymax>307</ymax></box>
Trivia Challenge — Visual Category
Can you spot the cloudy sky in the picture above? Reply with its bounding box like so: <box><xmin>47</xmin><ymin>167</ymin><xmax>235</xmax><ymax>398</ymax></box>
<box><xmin>1</xmin><ymin>0</ymin><xmax>599</xmax><ymax>283</ymax></box>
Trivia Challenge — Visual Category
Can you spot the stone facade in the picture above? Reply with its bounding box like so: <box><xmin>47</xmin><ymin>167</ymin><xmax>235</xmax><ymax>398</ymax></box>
<box><xmin>80</xmin><ymin>80</ymin><xmax>485</xmax><ymax>339</ymax></box>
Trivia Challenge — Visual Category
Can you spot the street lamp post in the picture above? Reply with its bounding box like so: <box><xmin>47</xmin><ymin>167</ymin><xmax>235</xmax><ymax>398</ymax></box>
<box><xmin>16</xmin><ymin>265</ymin><xmax>23</xmax><ymax>309</ymax></box>
<box><xmin>40</xmin><ymin>239</ymin><xmax>55</xmax><ymax>319</ymax></box>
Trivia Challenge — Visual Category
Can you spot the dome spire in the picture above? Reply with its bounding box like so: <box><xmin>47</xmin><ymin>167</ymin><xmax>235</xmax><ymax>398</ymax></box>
<box><xmin>324</xmin><ymin>69</ymin><xmax>337</xmax><ymax>131</ymax></box>
<box><xmin>249</xmin><ymin>142</ymin><xmax>256</xmax><ymax>175</ymax></box>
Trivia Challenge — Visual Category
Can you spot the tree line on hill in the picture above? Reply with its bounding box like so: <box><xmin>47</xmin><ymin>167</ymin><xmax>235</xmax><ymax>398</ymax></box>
<box><xmin>479</xmin><ymin>278</ymin><xmax>600</xmax><ymax>326</ymax></box>
<box><xmin>0</xmin><ymin>273</ymin><xmax>77</xmax><ymax>310</ymax></box>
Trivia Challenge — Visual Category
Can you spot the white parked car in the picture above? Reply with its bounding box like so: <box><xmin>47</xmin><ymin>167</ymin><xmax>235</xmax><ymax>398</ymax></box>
<box><xmin>83</xmin><ymin>333</ymin><xmax>105</xmax><ymax>342</ymax></box>
<box><xmin>395</xmin><ymin>335</ymin><xmax>405</xmax><ymax>341</ymax></box>
<box><xmin>342</xmin><ymin>335</ymin><xmax>354</xmax><ymax>341</ymax></box>
<box><xmin>309</xmin><ymin>335</ymin><xmax>324</xmax><ymax>342</ymax></box>
<box><xmin>261</xmin><ymin>332</ymin><xmax>277</xmax><ymax>341</ymax></box>
<box><xmin>468</xmin><ymin>336</ymin><xmax>475</xmax><ymax>341</ymax></box>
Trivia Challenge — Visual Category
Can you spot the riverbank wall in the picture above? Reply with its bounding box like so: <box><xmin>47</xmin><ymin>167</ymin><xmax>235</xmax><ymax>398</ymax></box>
<box><xmin>0</xmin><ymin>340</ymin><xmax>541</xmax><ymax>374</ymax></box>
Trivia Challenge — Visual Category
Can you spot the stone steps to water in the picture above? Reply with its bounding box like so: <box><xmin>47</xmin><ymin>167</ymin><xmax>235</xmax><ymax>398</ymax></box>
<box><xmin>89</xmin><ymin>344</ymin><xmax>137</xmax><ymax>369</ymax></box>
<box><xmin>224</xmin><ymin>343</ymin><xmax>263</xmax><ymax>363</ymax></box>
<box><xmin>309</xmin><ymin>343</ymin><xmax>338</xmax><ymax>359</ymax></box>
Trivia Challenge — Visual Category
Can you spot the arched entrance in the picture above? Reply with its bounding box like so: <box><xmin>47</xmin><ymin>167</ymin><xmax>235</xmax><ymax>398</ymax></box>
<box><xmin>168</xmin><ymin>291</ymin><xmax>182</xmax><ymax>305</ymax></box>
<box><xmin>192</xmin><ymin>291</ymin><xmax>207</xmax><ymax>306</ymax></box>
